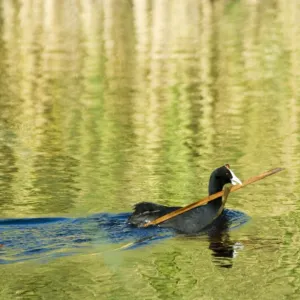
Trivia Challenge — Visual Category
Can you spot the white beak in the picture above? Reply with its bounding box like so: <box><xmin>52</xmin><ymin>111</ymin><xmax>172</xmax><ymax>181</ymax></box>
<box><xmin>229</xmin><ymin>169</ymin><xmax>242</xmax><ymax>185</ymax></box>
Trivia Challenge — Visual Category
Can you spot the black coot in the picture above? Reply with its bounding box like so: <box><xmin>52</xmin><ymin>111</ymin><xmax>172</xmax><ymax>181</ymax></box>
<box><xmin>128</xmin><ymin>165</ymin><xmax>242</xmax><ymax>234</ymax></box>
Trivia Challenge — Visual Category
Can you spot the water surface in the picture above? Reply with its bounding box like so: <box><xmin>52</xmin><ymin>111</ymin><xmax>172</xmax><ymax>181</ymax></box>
<box><xmin>0</xmin><ymin>0</ymin><xmax>300</xmax><ymax>299</ymax></box>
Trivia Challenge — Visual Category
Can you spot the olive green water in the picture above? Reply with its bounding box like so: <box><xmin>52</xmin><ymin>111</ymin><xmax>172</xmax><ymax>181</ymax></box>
<box><xmin>1</xmin><ymin>0</ymin><xmax>300</xmax><ymax>299</ymax></box>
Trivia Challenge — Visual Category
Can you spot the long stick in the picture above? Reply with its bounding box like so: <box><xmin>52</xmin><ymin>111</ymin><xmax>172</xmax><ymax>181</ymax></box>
<box><xmin>143</xmin><ymin>167</ymin><xmax>284</xmax><ymax>227</ymax></box>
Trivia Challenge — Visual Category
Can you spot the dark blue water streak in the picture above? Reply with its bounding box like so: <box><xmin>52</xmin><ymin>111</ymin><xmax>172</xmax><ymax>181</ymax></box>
<box><xmin>0</xmin><ymin>209</ymin><xmax>249</xmax><ymax>264</ymax></box>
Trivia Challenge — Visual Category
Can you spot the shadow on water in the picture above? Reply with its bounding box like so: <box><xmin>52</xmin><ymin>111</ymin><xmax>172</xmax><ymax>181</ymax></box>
<box><xmin>0</xmin><ymin>209</ymin><xmax>249</xmax><ymax>267</ymax></box>
<box><xmin>206</xmin><ymin>211</ymin><xmax>247</xmax><ymax>269</ymax></box>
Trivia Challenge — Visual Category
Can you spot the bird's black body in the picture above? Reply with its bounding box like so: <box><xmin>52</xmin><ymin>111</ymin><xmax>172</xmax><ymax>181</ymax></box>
<box><xmin>128</xmin><ymin>165</ymin><xmax>240</xmax><ymax>234</ymax></box>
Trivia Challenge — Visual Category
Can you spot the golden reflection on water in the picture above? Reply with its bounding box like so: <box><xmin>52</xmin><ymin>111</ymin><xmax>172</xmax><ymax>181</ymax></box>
<box><xmin>1</xmin><ymin>0</ymin><xmax>300</xmax><ymax>299</ymax></box>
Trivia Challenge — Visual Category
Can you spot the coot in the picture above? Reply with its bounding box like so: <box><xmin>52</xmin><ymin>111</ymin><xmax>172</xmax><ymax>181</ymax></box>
<box><xmin>128</xmin><ymin>165</ymin><xmax>242</xmax><ymax>234</ymax></box>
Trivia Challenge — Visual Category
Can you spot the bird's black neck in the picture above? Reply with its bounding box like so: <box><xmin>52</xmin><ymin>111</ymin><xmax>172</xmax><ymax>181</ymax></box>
<box><xmin>208</xmin><ymin>173</ymin><xmax>225</xmax><ymax>207</ymax></box>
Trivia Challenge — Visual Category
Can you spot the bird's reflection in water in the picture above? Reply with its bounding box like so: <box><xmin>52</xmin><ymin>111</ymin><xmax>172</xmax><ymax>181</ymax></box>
<box><xmin>208</xmin><ymin>231</ymin><xmax>236</xmax><ymax>268</ymax></box>
<box><xmin>206</xmin><ymin>212</ymin><xmax>244</xmax><ymax>268</ymax></box>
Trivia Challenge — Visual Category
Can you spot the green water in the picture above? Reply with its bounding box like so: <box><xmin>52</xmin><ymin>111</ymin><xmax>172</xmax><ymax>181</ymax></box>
<box><xmin>1</xmin><ymin>0</ymin><xmax>300</xmax><ymax>299</ymax></box>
